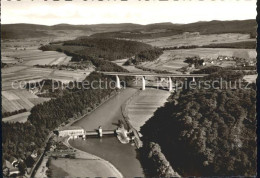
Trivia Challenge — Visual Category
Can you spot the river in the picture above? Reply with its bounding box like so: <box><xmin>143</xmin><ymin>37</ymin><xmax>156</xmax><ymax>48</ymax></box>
<box><xmin>69</xmin><ymin>88</ymin><xmax>145</xmax><ymax>178</ymax></box>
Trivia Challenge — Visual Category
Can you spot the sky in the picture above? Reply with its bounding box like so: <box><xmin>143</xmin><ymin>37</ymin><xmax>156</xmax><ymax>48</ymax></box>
<box><xmin>2</xmin><ymin>0</ymin><xmax>257</xmax><ymax>25</ymax></box>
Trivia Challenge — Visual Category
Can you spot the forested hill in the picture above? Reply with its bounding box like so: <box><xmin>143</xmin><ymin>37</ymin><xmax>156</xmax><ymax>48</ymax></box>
<box><xmin>2</xmin><ymin>19</ymin><xmax>256</xmax><ymax>39</ymax></box>
<box><xmin>91</xmin><ymin>19</ymin><xmax>256</xmax><ymax>39</ymax></box>
<box><xmin>62</xmin><ymin>38</ymin><xmax>153</xmax><ymax>60</ymax></box>
<box><xmin>40</xmin><ymin>37</ymin><xmax>163</xmax><ymax>71</ymax></box>
<box><xmin>140</xmin><ymin>88</ymin><xmax>256</xmax><ymax>176</ymax></box>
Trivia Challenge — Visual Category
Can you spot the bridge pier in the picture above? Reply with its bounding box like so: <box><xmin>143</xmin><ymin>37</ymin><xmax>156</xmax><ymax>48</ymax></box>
<box><xmin>168</xmin><ymin>77</ymin><xmax>173</xmax><ymax>92</ymax></box>
<box><xmin>142</xmin><ymin>76</ymin><xmax>146</xmax><ymax>90</ymax></box>
<box><xmin>116</xmin><ymin>75</ymin><xmax>121</xmax><ymax>89</ymax></box>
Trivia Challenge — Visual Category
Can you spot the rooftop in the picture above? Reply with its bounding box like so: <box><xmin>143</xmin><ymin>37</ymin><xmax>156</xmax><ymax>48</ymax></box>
<box><xmin>59</xmin><ymin>126</ymin><xmax>84</xmax><ymax>131</ymax></box>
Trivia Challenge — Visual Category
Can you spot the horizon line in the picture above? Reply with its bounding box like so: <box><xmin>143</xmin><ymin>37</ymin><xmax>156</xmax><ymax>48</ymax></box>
<box><xmin>1</xmin><ymin>19</ymin><xmax>255</xmax><ymax>26</ymax></box>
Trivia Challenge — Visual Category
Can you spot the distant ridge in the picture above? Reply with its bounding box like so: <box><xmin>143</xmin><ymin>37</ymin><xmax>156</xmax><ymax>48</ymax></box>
<box><xmin>1</xmin><ymin>19</ymin><xmax>256</xmax><ymax>39</ymax></box>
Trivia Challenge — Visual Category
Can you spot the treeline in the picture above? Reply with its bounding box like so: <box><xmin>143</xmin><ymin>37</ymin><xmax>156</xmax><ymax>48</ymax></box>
<box><xmin>124</xmin><ymin>48</ymin><xmax>163</xmax><ymax>65</ymax></box>
<box><xmin>162</xmin><ymin>45</ymin><xmax>200</xmax><ymax>50</ymax></box>
<box><xmin>2</xmin><ymin>109</ymin><xmax>27</xmax><ymax>118</ymax></box>
<box><xmin>161</xmin><ymin>41</ymin><xmax>256</xmax><ymax>51</ymax></box>
<box><xmin>202</xmin><ymin>41</ymin><xmax>256</xmax><ymax>49</ymax></box>
<box><xmin>91</xmin><ymin>31</ymin><xmax>182</xmax><ymax>39</ymax></box>
<box><xmin>140</xmin><ymin>88</ymin><xmax>256</xmax><ymax>176</ymax></box>
<box><xmin>192</xmin><ymin>66</ymin><xmax>256</xmax><ymax>82</ymax></box>
<box><xmin>34</xmin><ymin>61</ymin><xmax>94</xmax><ymax>70</ymax></box>
<box><xmin>135</xmin><ymin>66</ymin><xmax>172</xmax><ymax>74</ymax></box>
<box><xmin>184</xmin><ymin>56</ymin><xmax>204</xmax><ymax>67</ymax></box>
<box><xmin>2</xmin><ymin>72</ymin><xmax>118</xmax><ymax>172</ymax></box>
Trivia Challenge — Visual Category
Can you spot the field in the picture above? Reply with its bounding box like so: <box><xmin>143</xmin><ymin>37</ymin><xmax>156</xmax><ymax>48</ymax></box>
<box><xmin>127</xmin><ymin>88</ymin><xmax>170</xmax><ymax>132</ymax></box>
<box><xmin>140</xmin><ymin>33</ymin><xmax>254</xmax><ymax>48</ymax></box>
<box><xmin>49</xmin><ymin>158</ymin><xmax>120</xmax><ymax>177</ymax></box>
<box><xmin>2</xmin><ymin>112</ymin><xmax>31</xmax><ymax>123</ymax></box>
<box><xmin>138</xmin><ymin>48</ymin><xmax>256</xmax><ymax>73</ymax></box>
<box><xmin>2</xmin><ymin>45</ymin><xmax>94</xmax><ymax>122</ymax></box>
<box><xmin>1</xmin><ymin>89</ymin><xmax>50</xmax><ymax>113</ymax></box>
<box><xmin>2</xmin><ymin>48</ymin><xmax>71</xmax><ymax>66</ymax></box>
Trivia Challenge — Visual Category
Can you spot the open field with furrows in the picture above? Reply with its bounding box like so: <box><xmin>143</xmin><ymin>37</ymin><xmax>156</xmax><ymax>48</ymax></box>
<box><xmin>127</xmin><ymin>88</ymin><xmax>170</xmax><ymax>132</ymax></box>
<box><xmin>2</xmin><ymin>46</ymin><xmax>93</xmax><ymax>123</ymax></box>
<box><xmin>2</xmin><ymin>49</ymin><xmax>71</xmax><ymax>66</ymax></box>
<box><xmin>2</xmin><ymin>48</ymin><xmax>93</xmax><ymax>88</ymax></box>
<box><xmin>2</xmin><ymin>89</ymin><xmax>51</xmax><ymax>113</ymax></box>
<box><xmin>138</xmin><ymin>48</ymin><xmax>256</xmax><ymax>73</ymax></box>
<box><xmin>140</xmin><ymin>33</ymin><xmax>254</xmax><ymax>48</ymax></box>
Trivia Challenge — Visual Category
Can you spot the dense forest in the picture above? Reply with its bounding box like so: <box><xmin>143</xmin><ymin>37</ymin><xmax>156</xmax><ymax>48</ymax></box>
<box><xmin>40</xmin><ymin>46</ymin><xmax>128</xmax><ymax>72</ymax></box>
<box><xmin>39</xmin><ymin>37</ymin><xmax>162</xmax><ymax>72</ymax></box>
<box><xmin>140</xmin><ymin>88</ymin><xmax>256</xmax><ymax>176</ymax></box>
<box><xmin>40</xmin><ymin>38</ymin><xmax>152</xmax><ymax>61</ymax></box>
<box><xmin>124</xmin><ymin>48</ymin><xmax>163</xmax><ymax>65</ymax></box>
<box><xmin>139</xmin><ymin>142</ymin><xmax>180</xmax><ymax>177</ymax></box>
<box><xmin>2</xmin><ymin>72</ymin><xmax>118</xmax><ymax>172</ymax></box>
<box><xmin>63</xmin><ymin>38</ymin><xmax>152</xmax><ymax>61</ymax></box>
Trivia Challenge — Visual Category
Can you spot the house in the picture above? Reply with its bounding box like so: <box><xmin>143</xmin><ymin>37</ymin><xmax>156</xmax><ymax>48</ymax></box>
<box><xmin>58</xmin><ymin>126</ymin><xmax>85</xmax><ymax>139</ymax></box>
<box><xmin>31</xmin><ymin>150</ymin><xmax>38</xmax><ymax>159</ymax></box>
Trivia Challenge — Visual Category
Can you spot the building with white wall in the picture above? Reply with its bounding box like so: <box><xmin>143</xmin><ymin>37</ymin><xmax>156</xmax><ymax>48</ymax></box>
<box><xmin>58</xmin><ymin>126</ymin><xmax>85</xmax><ymax>139</ymax></box>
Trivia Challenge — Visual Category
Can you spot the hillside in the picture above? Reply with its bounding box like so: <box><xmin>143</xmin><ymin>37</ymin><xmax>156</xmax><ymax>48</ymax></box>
<box><xmin>141</xmin><ymin>88</ymin><xmax>256</xmax><ymax>176</ymax></box>
<box><xmin>1</xmin><ymin>19</ymin><xmax>256</xmax><ymax>39</ymax></box>
<box><xmin>1</xmin><ymin>23</ymin><xmax>142</xmax><ymax>39</ymax></box>
<box><xmin>40</xmin><ymin>37</ymin><xmax>153</xmax><ymax>61</ymax></box>
<box><xmin>91</xmin><ymin>20</ymin><xmax>256</xmax><ymax>39</ymax></box>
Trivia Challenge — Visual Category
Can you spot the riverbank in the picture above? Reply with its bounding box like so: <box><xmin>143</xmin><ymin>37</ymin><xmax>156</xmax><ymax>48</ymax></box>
<box><xmin>65</xmin><ymin>137</ymin><xmax>123</xmax><ymax>177</ymax></box>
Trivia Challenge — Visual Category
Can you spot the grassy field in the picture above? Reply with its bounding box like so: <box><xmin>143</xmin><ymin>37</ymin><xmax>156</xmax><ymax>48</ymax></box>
<box><xmin>49</xmin><ymin>158</ymin><xmax>121</xmax><ymax>177</ymax></box>
<box><xmin>138</xmin><ymin>48</ymin><xmax>256</xmax><ymax>73</ymax></box>
<box><xmin>2</xmin><ymin>49</ymin><xmax>71</xmax><ymax>66</ymax></box>
<box><xmin>2</xmin><ymin>112</ymin><xmax>31</xmax><ymax>123</ymax></box>
<box><xmin>140</xmin><ymin>33</ymin><xmax>254</xmax><ymax>48</ymax></box>
<box><xmin>127</xmin><ymin>88</ymin><xmax>170</xmax><ymax>132</ymax></box>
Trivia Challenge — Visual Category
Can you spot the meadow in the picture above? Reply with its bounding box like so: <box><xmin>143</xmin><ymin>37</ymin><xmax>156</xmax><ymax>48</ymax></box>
<box><xmin>138</xmin><ymin>48</ymin><xmax>256</xmax><ymax>73</ymax></box>
<box><xmin>127</xmin><ymin>88</ymin><xmax>170</xmax><ymax>132</ymax></box>
<box><xmin>137</xmin><ymin>33</ymin><xmax>254</xmax><ymax>48</ymax></box>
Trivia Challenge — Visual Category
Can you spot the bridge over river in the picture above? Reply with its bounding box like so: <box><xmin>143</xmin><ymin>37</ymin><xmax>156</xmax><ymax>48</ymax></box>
<box><xmin>102</xmin><ymin>72</ymin><xmax>208</xmax><ymax>91</ymax></box>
